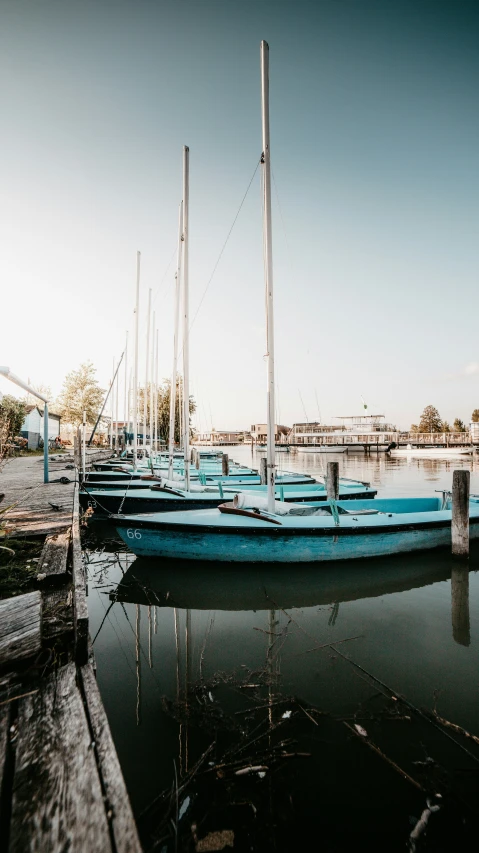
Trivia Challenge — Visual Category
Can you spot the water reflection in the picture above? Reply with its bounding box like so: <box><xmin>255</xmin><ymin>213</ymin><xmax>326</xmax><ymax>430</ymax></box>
<box><xmin>85</xmin><ymin>451</ymin><xmax>479</xmax><ymax>851</ymax></box>
<box><xmin>113</xmin><ymin>553</ymin><xmax>455</xmax><ymax>612</ymax></box>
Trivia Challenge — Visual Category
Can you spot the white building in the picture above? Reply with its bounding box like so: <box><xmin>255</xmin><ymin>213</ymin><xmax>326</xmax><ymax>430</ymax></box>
<box><xmin>21</xmin><ymin>405</ymin><xmax>61</xmax><ymax>449</ymax></box>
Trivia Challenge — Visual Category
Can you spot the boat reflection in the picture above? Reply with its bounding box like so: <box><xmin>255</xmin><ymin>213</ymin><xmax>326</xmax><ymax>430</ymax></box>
<box><xmin>113</xmin><ymin>552</ymin><xmax>455</xmax><ymax>611</ymax></box>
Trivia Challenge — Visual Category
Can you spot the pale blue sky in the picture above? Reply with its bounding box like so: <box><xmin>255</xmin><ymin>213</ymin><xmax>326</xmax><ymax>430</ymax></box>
<box><xmin>1</xmin><ymin>0</ymin><xmax>478</xmax><ymax>430</ymax></box>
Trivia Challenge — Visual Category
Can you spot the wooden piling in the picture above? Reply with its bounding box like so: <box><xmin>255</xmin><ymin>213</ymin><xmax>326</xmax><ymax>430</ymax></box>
<box><xmin>222</xmin><ymin>453</ymin><xmax>229</xmax><ymax>475</ymax></box>
<box><xmin>260</xmin><ymin>456</ymin><xmax>267</xmax><ymax>485</ymax></box>
<box><xmin>452</xmin><ymin>469</ymin><xmax>470</xmax><ymax>556</ymax></box>
<box><xmin>195</xmin><ymin>451</ymin><xmax>200</xmax><ymax>470</ymax></box>
<box><xmin>327</xmin><ymin>461</ymin><xmax>339</xmax><ymax>501</ymax></box>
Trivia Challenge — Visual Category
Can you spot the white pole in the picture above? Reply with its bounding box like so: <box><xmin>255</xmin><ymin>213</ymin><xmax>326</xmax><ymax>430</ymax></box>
<box><xmin>82</xmin><ymin>410</ymin><xmax>86</xmax><ymax>473</ymax></box>
<box><xmin>115</xmin><ymin>359</ymin><xmax>119</xmax><ymax>453</ymax></box>
<box><xmin>260</xmin><ymin>41</ymin><xmax>276</xmax><ymax>512</ymax></box>
<box><xmin>169</xmin><ymin>201</ymin><xmax>183</xmax><ymax>479</ymax></box>
<box><xmin>127</xmin><ymin>368</ymin><xmax>132</xmax><ymax>448</ymax></box>
<box><xmin>111</xmin><ymin>357</ymin><xmax>115</xmax><ymax>450</ymax></box>
<box><xmin>133</xmin><ymin>251</ymin><xmax>141</xmax><ymax>468</ymax></box>
<box><xmin>149</xmin><ymin>310</ymin><xmax>155</xmax><ymax>456</ymax></box>
<box><xmin>154</xmin><ymin>328</ymin><xmax>159</xmax><ymax>452</ymax></box>
<box><xmin>144</xmin><ymin>287</ymin><xmax>152</xmax><ymax>451</ymax></box>
<box><xmin>123</xmin><ymin>331</ymin><xmax>128</xmax><ymax>450</ymax></box>
<box><xmin>182</xmin><ymin>146</ymin><xmax>191</xmax><ymax>491</ymax></box>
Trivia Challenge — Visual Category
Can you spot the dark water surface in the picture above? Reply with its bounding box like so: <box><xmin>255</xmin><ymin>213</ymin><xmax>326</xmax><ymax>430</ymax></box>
<box><xmin>85</xmin><ymin>449</ymin><xmax>479</xmax><ymax>851</ymax></box>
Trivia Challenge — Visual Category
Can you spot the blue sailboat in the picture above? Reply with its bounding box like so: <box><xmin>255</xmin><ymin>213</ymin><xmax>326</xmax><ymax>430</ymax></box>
<box><xmin>115</xmin><ymin>495</ymin><xmax>479</xmax><ymax>562</ymax></box>
<box><xmin>117</xmin><ymin>42</ymin><xmax>473</xmax><ymax>564</ymax></box>
<box><xmin>81</xmin><ymin>479</ymin><xmax>377</xmax><ymax>516</ymax></box>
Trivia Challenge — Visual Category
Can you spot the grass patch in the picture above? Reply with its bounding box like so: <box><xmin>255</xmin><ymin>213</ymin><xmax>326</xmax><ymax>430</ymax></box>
<box><xmin>0</xmin><ymin>538</ymin><xmax>44</xmax><ymax>599</ymax></box>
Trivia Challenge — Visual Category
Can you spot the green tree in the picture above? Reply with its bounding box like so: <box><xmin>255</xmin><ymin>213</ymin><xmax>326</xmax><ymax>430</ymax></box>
<box><xmin>0</xmin><ymin>395</ymin><xmax>26</xmax><ymax>460</ymax></box>
<box><xmin>138</xmin><ymin>377</ymin><xmax>196</xmax><ymax>444</ymax></box>
<box><xmin>56</xmin><ymin>362</ymin><xmax>105</xmax><ymax>426</ymax></box>
<box><xmin>453</xmin><ymin>418</ymin><xmax>466</xmax><ymax>433</ymax></box>
<box><xmin>418</xmin><ymin>405</ymin><xmax>442</xmax><ymax>432</ymax></box>
<box><xmin>410</xmin><ymin>424</ymin><xmax>419</xmax><ymax>433</ymax></box>
<box><xmin>442</xmin><ymin>421</ymin><xmax>451</xmax><ymax>433</ymax></box>
<box><xmin>471</xmin><ymin>409</ymin><xmax>479</xmax><ymax>423</ymax></box>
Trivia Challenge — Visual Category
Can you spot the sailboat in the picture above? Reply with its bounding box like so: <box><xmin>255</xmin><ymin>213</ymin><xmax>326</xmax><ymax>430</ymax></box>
<box><xmin>80</xmin><ymin>479</ymin><xmax>377</xmax><ymax>516</ymax></box>
<box><xmin>115</xmin><ymin>41</ymin><xmax>479</xmax><ymax>563</ymax></box>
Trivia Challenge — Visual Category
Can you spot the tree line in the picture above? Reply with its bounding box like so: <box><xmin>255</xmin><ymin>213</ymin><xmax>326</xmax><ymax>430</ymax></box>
<box><xmin>410</xmin><ymin>405</ymin><xmax>479</xmax><ymax>434</ymax></box>
<box><xmin>0</xmin><ymin>361</ymin><xmax>196</xmax><ymax>458</ymax></box>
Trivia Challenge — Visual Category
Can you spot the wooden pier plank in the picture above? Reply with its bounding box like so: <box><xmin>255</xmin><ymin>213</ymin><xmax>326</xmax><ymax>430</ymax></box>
<box><xmin>72</xmin><ymin>483</ymin><xmax>89</xmax><ymax>665</ymax></box>
<box><xmin>9</xmin><ymin>663</ymin><xmax>112</xmax><ymax>853</ymax></box>
<box><xmin>81</xmin><ymin>664</ymin><xmax>142</xmax><ymax>853</ymax></box>
<box><xmin>36</xmin><ymin>530</ymin><xmax>71</xmax><ymax>582</ymax></box>
<box><xmin>0</xmin><ymin>592</ymin><xmax>41</xmax><ymax>667</ymax></box>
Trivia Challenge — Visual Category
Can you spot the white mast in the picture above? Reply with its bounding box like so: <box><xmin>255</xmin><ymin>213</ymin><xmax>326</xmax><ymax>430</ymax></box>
<box><xmin>154</xmin><ymin>328</ymin><xmax>159</xmax><ymax>451</ymax></box>
<box><xmin>115</xmin><ymin>357</ymin><xmax>119</xmax><ymax>453</ymax></box>
<box><xmin>149</xmin><ymin>310</ymin><xmax>155</xmax><ymax>455</ymax></box>
<box><xmin>128</xmin><ymin>368</ymin><xmax>132</xmax><ymax>448</ymax></box>
<box><xmin>133</xmin><ymin>251</ymin><xmax>141</xmax><ymax>468</ymax></box>
<box><xmin>144</xmin><ymin>287</ymin><xmax>152</xmax><ymax>450</ymax></box>
<box><xmin>123</xmin><ymin>332</ymin><xmax>128</xmax><ymax>450</ymax></box>
<box><xmin>111</xmin><ymin>357</ymin><xmax>115</xmax><ymax>450</ymax></box>
<box><xmin>260</xmin><ymin>41</ymin><xmax>276</xmax><ymax>512</ymax></box>
<box><xmin>169</xmin><ymin>201</ymin><xmax>183</xmax><ymax>479</ymax></box>
<box><xmin>182</xmin><ymin>146</ymin><xmax>191</xmax><ymax>491</ymax></box>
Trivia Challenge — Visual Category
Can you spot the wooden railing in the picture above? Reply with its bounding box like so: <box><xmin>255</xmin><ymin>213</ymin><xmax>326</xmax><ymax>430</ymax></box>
<box><xmin>399</xmin><ymin>432</ymin><xmax>470</xmax><ymax>445</ymax></box>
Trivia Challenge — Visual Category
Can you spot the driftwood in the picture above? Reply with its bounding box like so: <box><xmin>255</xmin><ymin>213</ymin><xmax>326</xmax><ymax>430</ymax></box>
<box><xmin>9</xmin><ymin>663</ymin><xmax>112</xmax><ymax>853</ymax></box>
<box><xmin>80</xmin><ymin>664</ymin><xmax>142</xmax><ymax>853</ymax></box>
<box><xmin>0</xmin><ymin>591</ymin><xmax>42</xmax><ymax>667</ymax></box>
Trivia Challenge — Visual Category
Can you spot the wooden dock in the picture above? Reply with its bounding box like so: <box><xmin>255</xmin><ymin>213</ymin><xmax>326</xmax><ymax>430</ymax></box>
<box><xmin>0</xmin><ymin>453</ymin><xmax>141</xmax><ymax>852</ymax></box>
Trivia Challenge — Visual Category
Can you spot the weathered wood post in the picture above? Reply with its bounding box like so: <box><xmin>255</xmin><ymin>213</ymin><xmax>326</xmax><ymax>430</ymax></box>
<box><xmin>327</xmin><ymin>461</ymin><xmax>339</xmax><ymax>501</ymax></box>
<box><xmin>452</xmin><ymin>469</ymin><xmax>470</xmax><ymax>556</ymax></box>
<box><xmin>195</xmin><ymin>450</ymin><xmax>200</xmax><ymax>470</ymax></box>
<box><xmin>74</xmin><ymin>427</ymin><xmax>81</xmax><ymax>470</ymax></box>
<box><xmin>451</xmin><ymin>566</ymin><xmax>470</xmax><ymax>646</ymax></box>
<box><xmin>222</xmin><ymin>453</ymin><xmax>229</xmax><ymax>475</ymax></box>
<box><xmin>260</xmin><ymin>456</ymin><xmax>267</xmax><ymax>484</ymax></box>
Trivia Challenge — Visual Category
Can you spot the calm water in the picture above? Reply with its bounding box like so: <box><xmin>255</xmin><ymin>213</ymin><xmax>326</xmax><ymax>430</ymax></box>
<box><xmin>86</xmin><ymin>449</ymin><xmax>479</xmax><ymax>851</ymax></box>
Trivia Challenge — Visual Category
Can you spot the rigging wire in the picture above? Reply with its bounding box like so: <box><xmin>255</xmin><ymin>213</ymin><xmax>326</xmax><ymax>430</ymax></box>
<box><xmin>188</xmin><ymin>158</ymin><xmax>261</xmax><ymax>332</ymax></box>
<box><xmin>151</xmin><ymin>245</ymin><xmax>179</xmax><ymax>309</ymax></box>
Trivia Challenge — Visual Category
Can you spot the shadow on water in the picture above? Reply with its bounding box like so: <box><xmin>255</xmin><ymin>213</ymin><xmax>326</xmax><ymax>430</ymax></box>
<box><xmin>84</xmin><ymin>520</ymin><xmax>479</xmax><ymax>852</ymax></box>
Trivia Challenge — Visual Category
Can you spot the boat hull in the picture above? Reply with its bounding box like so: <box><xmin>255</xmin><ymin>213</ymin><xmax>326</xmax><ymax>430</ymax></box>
<box><xmin>117</xmin><ymin>521</ymin><xmax>478</xmax><ymax>562</ymax></box>
<box><xmin>390</xmin><ymin>448</ymin><xmax>472</xmax><ymax>457</ymax></box>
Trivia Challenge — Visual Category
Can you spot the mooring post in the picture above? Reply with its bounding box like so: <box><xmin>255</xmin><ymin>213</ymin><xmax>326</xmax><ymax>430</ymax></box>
<box><xmin>260</xmin><ymin>456</ymin><xmax>267</xmax><ymax>484</ymax></box>
<box><xmin>222</xmin><ymin>453</ymin><xmax>229</xmax><ymax>476</ymax></box>
<box><xmin>82</xmin><ymin>410</ymin><xmax>86</xmax><ymax>475</ymax></box>
<box><xmin>327</xmin><ymin>461</ymin><xmax>339</xmax><ymax>501</ymax></box>
<box><xmin>43</xmin><ymin>402</ymin><xmax>49</xmax><ymax>483</ymax></box>
<box><xmin>452</xmin><ymin>469</ymin><xmax>470</xmax><ymax>556</ymax></box>
<box><xmin>195</xmin><ymin>450</ymin><xmax>200</xmax><ymax>470</ymax></box>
